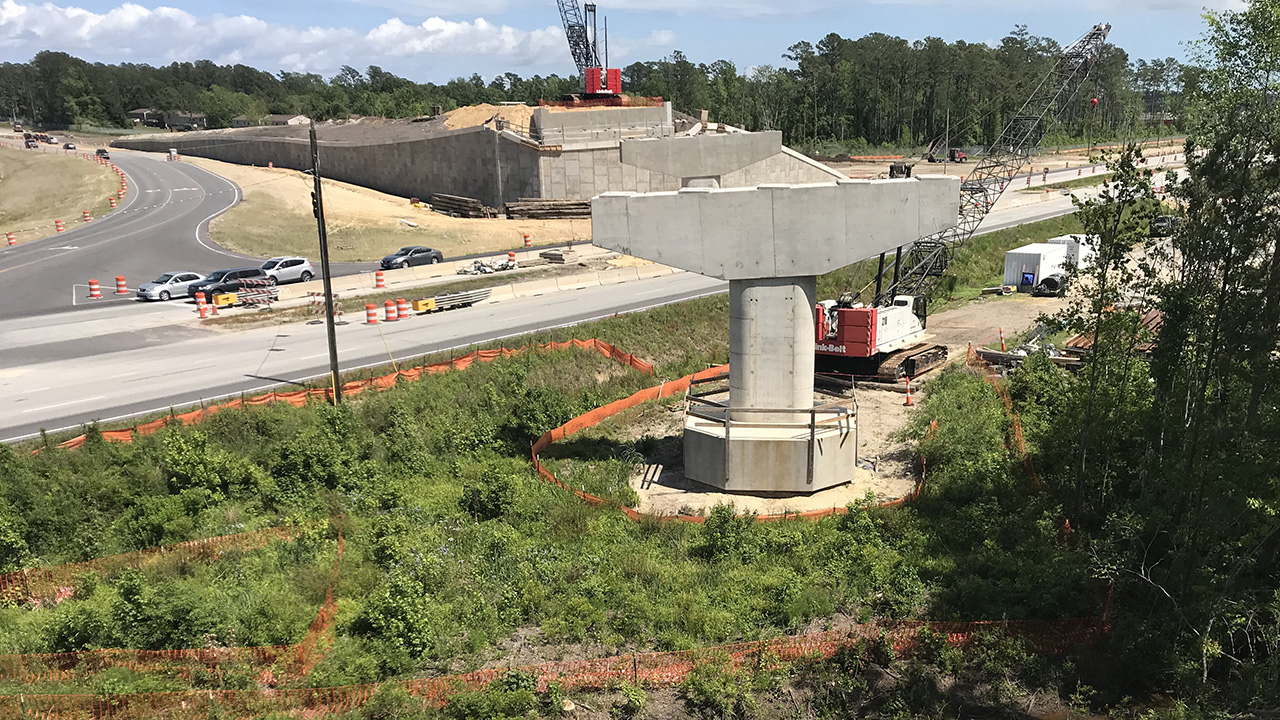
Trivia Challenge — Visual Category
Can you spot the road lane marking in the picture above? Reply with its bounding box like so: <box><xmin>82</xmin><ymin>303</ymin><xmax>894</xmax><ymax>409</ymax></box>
<box><xmin>22</xmin><ymin>396</ymin><xmax>104</xmax><ymax>413</ymax></box>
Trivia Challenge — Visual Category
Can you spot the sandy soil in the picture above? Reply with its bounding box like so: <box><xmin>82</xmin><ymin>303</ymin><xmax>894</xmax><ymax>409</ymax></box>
<box><xmin>827</xmin><ymin>141</ymin><xmax>1184</xmax><ymax>180</ymax></box>
<box><xmin>0</xmin><ymin>138</ymin><xmax>118</xmax><ymax>243</ymax></box>
<box><xmin>181</xmin><ymin>156</ymin><xmax>589</xmax><ymax>262</ymax></box>
<box><xmin>624</xmin><ymin>386</ymin><xmax>918</xmax><ymax>518</ymax></box>
<box><xmin>443</xmin><ymin>103</ymin><xmax>535</xmax><ymax>131</ymax></box>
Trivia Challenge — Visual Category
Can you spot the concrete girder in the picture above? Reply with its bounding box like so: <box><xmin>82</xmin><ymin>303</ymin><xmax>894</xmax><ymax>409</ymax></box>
<box><xmin>591</xmin><ymin>175</ymin><xmax>960</xmax><ymax>281</ymax></box>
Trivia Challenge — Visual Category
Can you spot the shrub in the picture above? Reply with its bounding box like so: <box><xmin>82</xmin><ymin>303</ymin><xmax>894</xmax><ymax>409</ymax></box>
<box><xmin>459</xmin><ymin>473</ymin><xmax>515</xmax><ymax>521</ymax></box>
<box><xmin>680</xmin><ymin>654</ymin><xmax>760</xmax><ymax>720</ymax></box>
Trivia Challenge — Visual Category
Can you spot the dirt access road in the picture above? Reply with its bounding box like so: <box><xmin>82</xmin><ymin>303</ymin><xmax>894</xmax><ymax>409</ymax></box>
<box><xmin>627</xmin><ymin>292</ymin><xmax>1067</xmax><ymax>517</ymax></box>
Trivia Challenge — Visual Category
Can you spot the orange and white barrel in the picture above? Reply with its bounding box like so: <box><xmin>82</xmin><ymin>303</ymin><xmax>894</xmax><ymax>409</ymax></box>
<box><xmin>365</xmin><ymin>303</ymin><xmax>378</xmax><ymax>325</ymax></box>
<box><xmin>89</xmin><ymin>279</ymin><xmax>102</xmax><ymax>299</ymax></box>
<box><xmin>396</xmin><ymin>298</ymin><xmax>409</xmax><ymax>318</ymax></box>
<box><xmin>384</xmin><ymin>300</ymin><xmax>398</xmax><ymax>322</ymax></box>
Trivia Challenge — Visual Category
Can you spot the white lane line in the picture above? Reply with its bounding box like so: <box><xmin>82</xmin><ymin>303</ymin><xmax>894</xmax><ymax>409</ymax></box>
<box><xmin>180</xmin><ymin>163</ymin><xmax>248</xmax><ymax>259</ymax></box>
<box><xmin>22</xmin><ymin>396</ymin><xmax>105</xmax><ymax>413</ymax></box>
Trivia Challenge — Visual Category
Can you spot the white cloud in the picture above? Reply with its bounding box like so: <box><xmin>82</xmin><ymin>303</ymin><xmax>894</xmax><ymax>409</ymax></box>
<box><xmin>601</xmin><ymin>0</ymin><xmax>1241</xmax><ymax>16</ymax></box>
<box><xmin>604</xmin><ymin>29</ymin><xmax>678</xmax><ymax>60</ymax></box>
<box><xmin>0</xmin><ymin>0</ymin><xmax>568</xmax><ymax>73</ymax></box>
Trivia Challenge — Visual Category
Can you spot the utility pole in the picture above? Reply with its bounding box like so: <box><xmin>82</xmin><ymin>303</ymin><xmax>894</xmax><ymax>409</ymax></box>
<box><xmin>309</xmin><ymin>120</ymin><xmax>342</xmax><ymax>404</ymax></box>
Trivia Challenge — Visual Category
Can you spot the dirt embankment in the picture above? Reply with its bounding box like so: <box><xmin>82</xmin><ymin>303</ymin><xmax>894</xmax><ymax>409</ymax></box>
<box><xmin>181</xmin><ymin>156</ymin><xmax>590</xmax><ymax>263</ymax></box>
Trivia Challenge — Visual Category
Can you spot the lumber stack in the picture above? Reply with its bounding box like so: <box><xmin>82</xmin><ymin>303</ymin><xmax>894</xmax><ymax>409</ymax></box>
<box><xmin>430</xmin><ymin>193</ymin><xmax>497</xmax><ymax>219</ymax></box>
<box><xmin>539</xmin><ymin>249</ymin><xmax>578</xmax><ymax>264</ymax></box>
<box><xmin>504</xmin><ymin>198</ymin><xmax>592</xmax><ymax>220</ymax></box>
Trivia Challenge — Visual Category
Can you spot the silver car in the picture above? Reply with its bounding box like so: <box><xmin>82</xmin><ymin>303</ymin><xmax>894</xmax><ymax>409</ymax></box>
<box><xmin>260</xmin><ymin>256</ymin><xmax>315</xmax><ymax>284</ymax></box>
<box><xmin>137</xmin><ymin>271</ymin><xmax>203</xmax><ymax>301</ymax></box>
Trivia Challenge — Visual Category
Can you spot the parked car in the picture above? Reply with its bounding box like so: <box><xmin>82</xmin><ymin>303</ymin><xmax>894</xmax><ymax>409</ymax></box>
<box><xmin>187</xmin><ymin>267</ymin><xmax>268</xmax><ymax>299</ymax></box>
<box><xmin>63</xmin><ymin>142</ymin><xmax>76</xmax><ymax>150</ymax></box>
<box><xmin>137</xmin><ymin>271</ymin><xmax>203</xmax><ymax>301</ymax></box>
<box><xmin>380</xmin><ymin>246</ymin><xmax>443</xmax><ymax>269</ymax></box>
<box><xmin>260</xmin><ymin>256</ymin><xmax>315</xmax><ymax>284</ymax></box>
<box><xmin>1150</xmin><ymin>215</ymin><xmax>1183</xmax><ymax>237</ymax></box>
<box><xmin>95</xmin><ymin>148</ymin><xmax>110</xmax><ymax>160</ymax></box>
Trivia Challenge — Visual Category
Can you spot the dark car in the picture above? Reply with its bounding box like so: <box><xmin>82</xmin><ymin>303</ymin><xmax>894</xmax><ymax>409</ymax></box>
<box><xmin>95</xmin><ymin>148</ymin><xmax>110</xmax><ymax>160</ymax></box>
<box><xmin>1149</xmin><ymin>215</ymin><xmax>1183</xmax><ymax>238</ymax></box>
<box><xmin>380</xmin><ymin>246</ymin><xmax>443</xmax><ymax>270</ymax></box>
<box><xmin>187</xmin><ymin>267</ymin><xmax>268</xmax><ymax>299</ymax></box>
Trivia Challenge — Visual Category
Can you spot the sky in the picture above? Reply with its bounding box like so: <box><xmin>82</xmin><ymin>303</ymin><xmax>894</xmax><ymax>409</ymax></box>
<box><xmin>0</xmin><ymin>0</ymin><xmax>1244</xmax><ymax>82</ymax></box>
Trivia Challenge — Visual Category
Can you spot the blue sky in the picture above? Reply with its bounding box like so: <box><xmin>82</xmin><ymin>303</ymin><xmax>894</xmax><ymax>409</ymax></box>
<box><xmin>0</xmin><ymin>0</ymin><xmax>1235</xmax><ymax>82</ymax></box>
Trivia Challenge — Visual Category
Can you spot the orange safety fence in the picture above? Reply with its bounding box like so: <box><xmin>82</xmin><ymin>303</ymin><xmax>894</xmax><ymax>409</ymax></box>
<box><xmin>39</xmin><ymin>339</ymin><xmax>654</xmax><ymax>453</ymax></box>
<box><xmin>3</xmin><ymin>615</ymin><xmax>1104</xmax><ymax>718</ymax></box>
<box><xmin>965</xmin><ymin>347</ymin><xmax>1045</xmax><ymax>491</ymax></box>
<box><xmin>0</xmin><ymin>528</ymin><xmax>344</xmax><ymax>686</ymax></box>
<box><xmin>0</xmin><ymin>524</ymin><xmax>309</xmax><ymax>604</ymax></box>
<box><xmin>531</xmin><ymin>365</ymin><xmax>929</xmax><ymax>524</ymax></box>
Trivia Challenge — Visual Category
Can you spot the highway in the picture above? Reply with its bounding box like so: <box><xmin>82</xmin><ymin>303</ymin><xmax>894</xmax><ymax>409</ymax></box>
<box><xmin>0</xmin><ymin>160</ymin><xmax>1183</xmax><ymax>441</ymax></box>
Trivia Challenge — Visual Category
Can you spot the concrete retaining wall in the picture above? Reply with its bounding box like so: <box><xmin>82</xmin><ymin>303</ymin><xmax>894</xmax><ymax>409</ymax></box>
<box><xmin>113</xmin><ymin>126</ymin><xmax>542</xmax><ymax>208</ymax></box>
<box><xmin>537</xmin><ymin>144</ymin><xmax>845</xmax><ymax>199</ymax></box>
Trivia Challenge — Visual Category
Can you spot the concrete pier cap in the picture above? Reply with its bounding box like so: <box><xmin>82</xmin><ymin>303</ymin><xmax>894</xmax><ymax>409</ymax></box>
<box><xmin>590</xmin><ymin>175</ymin><xmax>960</xmax><ymax>494</ymax></box>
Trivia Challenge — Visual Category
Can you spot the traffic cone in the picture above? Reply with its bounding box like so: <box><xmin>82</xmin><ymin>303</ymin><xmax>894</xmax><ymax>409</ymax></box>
<box><xmin>904</xmin><ymin>377</ymin><xmax>914</xmax><ymax>406</ymax></box>
<box><xmin>999</xmin><ymin>327</ymin><xmax>1007</xmax><ymax>352</ymax></box>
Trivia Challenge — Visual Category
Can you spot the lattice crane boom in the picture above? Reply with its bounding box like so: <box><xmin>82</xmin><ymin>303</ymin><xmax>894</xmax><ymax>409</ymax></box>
<box><xmin>874</xmin><ymin>23</ymin><xmax>1111</xmax><ymax>306</ymax></box>
<box><xmin>558</xmin><ymin>0</ymin><xmax>601</xmax><ymax>77</ymax></box>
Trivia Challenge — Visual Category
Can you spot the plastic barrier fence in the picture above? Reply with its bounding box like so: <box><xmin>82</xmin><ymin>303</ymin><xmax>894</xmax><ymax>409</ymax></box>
<box><xmin>530</xmin><ymin>366</ymin><xmax>928</xmax><ymax>524</ymax></box>
<box><xmin>0</xmin><ymin>527</ymin><xmax>344</xmax><ymax>685</ymax></box>
<box><xmin>4</xmin><ymin>616</ymin><xmax>1104</xmax><ymax>718</ymax></box>
<box><xmin>0</xmin><ymin>524</ymin><xmax>304</xmax><ymax>603</ymax></box>
<box><xmin>40</xmin><ymin>339</ymin><xmax>654</xmax><ymax>452</ymax></box>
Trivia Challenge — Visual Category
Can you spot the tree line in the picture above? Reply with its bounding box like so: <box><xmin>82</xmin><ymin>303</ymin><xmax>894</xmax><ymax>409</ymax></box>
<box><xmin>0</xmin><ymin>25</ymin><xmax>1191</xmax><ymax>152</ymax></box>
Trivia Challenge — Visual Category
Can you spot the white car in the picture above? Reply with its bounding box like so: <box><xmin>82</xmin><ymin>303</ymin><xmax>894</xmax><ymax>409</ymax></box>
<box><xmin>260</xmin><ymin>256</ymin><xmax>315</xmax><ymax>284</ymax></box>
<box><xmin>136</xmin><ymin>271</ymin><xmax>203</xmax><ymax>301</ymax></box>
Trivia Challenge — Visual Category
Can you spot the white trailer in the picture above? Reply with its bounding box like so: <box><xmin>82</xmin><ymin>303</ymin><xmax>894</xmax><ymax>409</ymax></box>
<box><xmin>1045</xmin><ymin>234</ymin><xmax>1096</xmax><ymax>269</ymax></box>
<box><xmin>1004</xmin><ymin>243</ymin><xmax>1067</xmax><ymax>291</ymax></box>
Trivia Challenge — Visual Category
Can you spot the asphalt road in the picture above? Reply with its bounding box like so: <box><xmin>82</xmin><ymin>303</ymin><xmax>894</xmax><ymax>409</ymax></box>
<box><xmin>0</xmin><ymin>271</ymin><xmax>727</xmax><ymax>441</ymax></box>
<box><xmin>0</xmin><ymin>152</ymin><xmax>374</xmax><ymax>321</ymax></box>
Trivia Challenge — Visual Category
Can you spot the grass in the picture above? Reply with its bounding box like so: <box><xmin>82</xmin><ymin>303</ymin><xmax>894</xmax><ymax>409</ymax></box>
<box><xmin>191</xmin><ymin>158</ymin><xmax>589</xmax><ymax>263</ymax></box>
<box><xmin>1017</xmin><ymin>174</ymin><xmax>1112</xmax><ymax>193</ymax></box>
<box><xmin>0</xmin><ymin>144</ymin><xmax>119</xmax><ymax>242</ymax></box>
<box><xmin>1</xmin><ymin>344</ymin><xmax>1095</xmax><ymax>698</ymax></box>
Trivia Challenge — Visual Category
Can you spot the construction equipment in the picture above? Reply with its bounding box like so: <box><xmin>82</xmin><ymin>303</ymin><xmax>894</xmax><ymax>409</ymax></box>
<box><xmin>556</xmin><ymin>0</ymin><xmax>621</xmax><ymax>95</ymax></box>
<box><xmin>924</xmin><ymin>148</ymin><xmax>967</xmax><ymax>163</ymax></box>
<box><xmin>815</xmin><ymin>293</ymin><xmax>946</xmax><ymax>380</ymax></box>
<box><xmin>817</xmin><ymin>23</ymin><xmax>1111</xmax><ymax>381</ymax></box>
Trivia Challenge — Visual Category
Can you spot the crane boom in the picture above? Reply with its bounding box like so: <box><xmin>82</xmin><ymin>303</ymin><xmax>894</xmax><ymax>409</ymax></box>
<box><xmin>874</xmin><ymin>23</ymin><xmax>1111</xmax><ymax>306</ymax></box>
<box><xmin>558</xmin><ymin>0</ymin><xmax>600</xmax><ymax>77</ymax></box>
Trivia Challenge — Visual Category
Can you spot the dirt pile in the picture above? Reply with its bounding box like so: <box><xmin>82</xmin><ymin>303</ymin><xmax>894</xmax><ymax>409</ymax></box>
<box><xmin>444</xmin><ymin>103</ymin><xmax>535</xmax><ymax>131</ymax></box>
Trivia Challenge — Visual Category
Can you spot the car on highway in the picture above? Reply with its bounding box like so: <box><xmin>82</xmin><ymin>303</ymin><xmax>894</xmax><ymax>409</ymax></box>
<box><xmin>380</xmin><ymin>246</ymin><xmax>443</xmax><ymax>269</ymax></box>
<box><xmin>187</xmin><ymin>267</ymin><xmax>268</xmax><ymax>299</ymax></box>
<box><xmin>63</xmin><ymin>142</ymin><xmax>76</xmax><ymax>150</ymax></box>
<box><xmin>23</xmin><ymin>140</ymin><xmax>36</xmax><ymax>149</ymax></box>
<box><xmin>260</xmin><ymin>256</ymin><xmax>315</xmax><ymax>284</ymax></box>
<box><xmin>95</xmin><ymin>148</ymin><xmax>110</xmax><ymax>160</ymax></box>
<box><xmin>136</xmin><ymin>271</ymin><xmax>204</xmax><ymax>301</ymax></box>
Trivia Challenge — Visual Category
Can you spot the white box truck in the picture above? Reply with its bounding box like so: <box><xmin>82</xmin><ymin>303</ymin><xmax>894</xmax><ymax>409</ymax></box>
<box><xmin>1045</xmin><ymin>234</ymin><xmax>1095</xmax><ymax>269</ymax></box>
<box><xmin>1004</xmin><ymin>243</ymin><xmax>1067</xmax><ymax>291</ymax></box>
